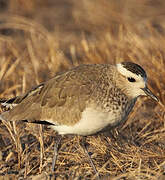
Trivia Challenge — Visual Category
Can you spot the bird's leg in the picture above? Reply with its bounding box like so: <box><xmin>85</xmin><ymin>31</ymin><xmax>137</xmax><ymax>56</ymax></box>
<box><xmin>52</xmin><ymin>135</ymin><xmax>62</xmax><ymax>172</ymax></box>
<box><xmin>80</xmin><ymin>136</ymin><xmax>100</xmax><ymax>179</ymax></box>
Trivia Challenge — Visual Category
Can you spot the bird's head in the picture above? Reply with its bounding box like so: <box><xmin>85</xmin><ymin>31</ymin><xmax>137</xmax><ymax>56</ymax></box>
<box><xmin>115</xmin><ymin>62</ymin><xmax>158</xmax><ymax>101</ymax></box>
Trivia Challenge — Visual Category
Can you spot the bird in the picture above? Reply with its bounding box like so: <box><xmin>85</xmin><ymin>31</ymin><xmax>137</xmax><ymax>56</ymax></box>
<box><xmin>0</xmin><ymin>62</ymin><xmax>158</xmax><ymax>176</ymax></box>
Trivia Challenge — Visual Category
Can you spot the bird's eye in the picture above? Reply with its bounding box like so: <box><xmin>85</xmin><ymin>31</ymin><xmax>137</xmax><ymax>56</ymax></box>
<box><xmin>127</xmin><ymin>77</ymin><xmax>136</xmax><ymax>82</ymax></box>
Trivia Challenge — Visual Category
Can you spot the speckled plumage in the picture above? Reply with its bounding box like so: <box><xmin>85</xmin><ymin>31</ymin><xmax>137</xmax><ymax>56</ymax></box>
<box><xmin>0</xmin><ymin>62</ymin><xmax>158</xmax><ymax>136</ymax></box>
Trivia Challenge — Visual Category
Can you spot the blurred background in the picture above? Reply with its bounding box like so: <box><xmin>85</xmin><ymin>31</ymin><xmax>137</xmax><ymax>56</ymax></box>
<box><xmin>0</xmin><ymin>0</ymin><xmax>165</xmax><ymax>179</ymax></box>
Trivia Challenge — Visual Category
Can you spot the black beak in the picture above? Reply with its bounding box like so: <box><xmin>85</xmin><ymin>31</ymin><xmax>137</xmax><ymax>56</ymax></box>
<box><xmin>141</xmin><ymin>86</ymin><xmax>159</xmax><ymax>102</ymax></box>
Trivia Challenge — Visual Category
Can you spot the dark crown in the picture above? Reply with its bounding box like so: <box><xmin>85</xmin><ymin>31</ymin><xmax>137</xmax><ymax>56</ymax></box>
<box><xmin>121</xmin><ymin>62</ymin><xmax>147</xmax><ymax>79</ymax></box>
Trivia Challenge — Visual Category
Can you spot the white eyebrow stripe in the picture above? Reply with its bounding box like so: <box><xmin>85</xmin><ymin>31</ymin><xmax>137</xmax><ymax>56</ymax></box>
<box><xmin>116</xmin><ymin>63</ymin><xmax>145</xmax><ymax>82</ymax></box>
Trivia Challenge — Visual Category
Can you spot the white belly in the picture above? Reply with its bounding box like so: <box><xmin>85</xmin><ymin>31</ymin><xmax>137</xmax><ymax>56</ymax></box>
<box><xmin>50</xmin><ymin>107</ymin><xmax>121</xmax><ymax>136</ymax></box>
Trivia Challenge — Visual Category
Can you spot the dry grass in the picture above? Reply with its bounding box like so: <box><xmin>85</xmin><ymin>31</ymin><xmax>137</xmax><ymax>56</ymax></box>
<box><xmin>0</xmin><ymin>0</ymin><xmax>165</xmax><ymax>179</ymax></box>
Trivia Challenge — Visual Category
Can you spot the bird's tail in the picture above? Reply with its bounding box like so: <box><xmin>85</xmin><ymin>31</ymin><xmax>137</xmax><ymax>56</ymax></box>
<box><xmin>0</xmin><ymin>84</ymin><xmax>44</xmax><ymax>111</ymax></box>
<box><xmin>0</xmin><ymin>97</ymin><xmax>19</xmax><ymax>111</ymax></box>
